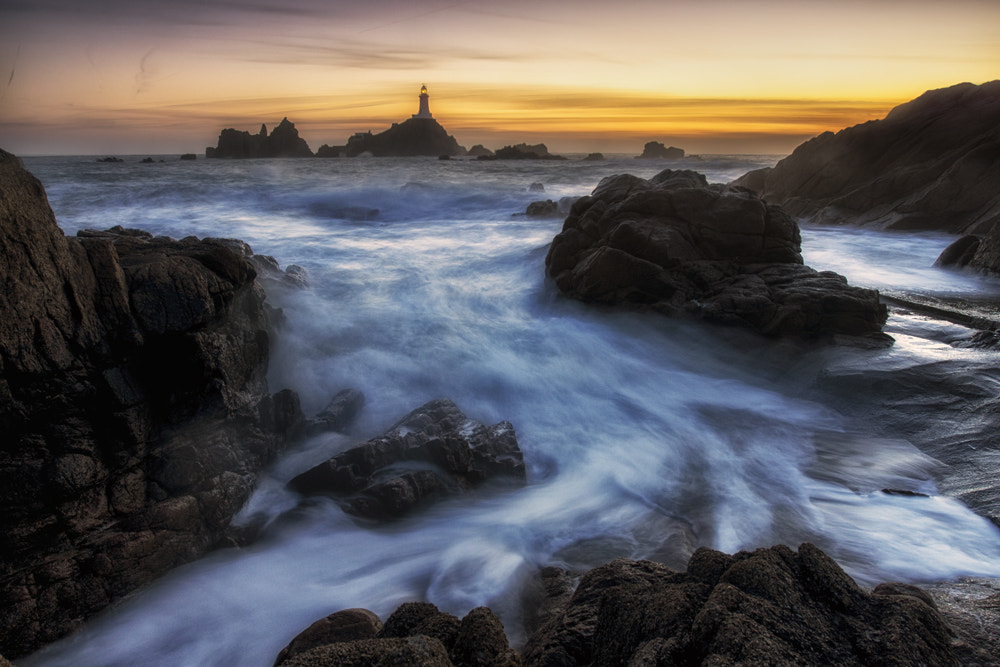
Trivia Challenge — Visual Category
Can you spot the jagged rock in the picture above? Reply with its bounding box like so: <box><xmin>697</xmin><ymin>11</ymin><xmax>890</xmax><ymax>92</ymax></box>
<box><xmin>523</xmin><ymin>544</ymin><xmax>958</xmax><ymax>667</ymax></box>
<box><xmin>206</xmin><ymin>118</ymin><xmax>314</xmax><ymax>158</ymax></box>
<box><xmin>545</xmin><ymin>168</ymin><xmax>887</xmax><ymax>340</ymax></box>
<box><xmin>345</xmin><ymin>118</ymin><xmax>465</xmax><ymax>157</ymax></box>
<box><xmin>303</xmin><ymin>388</ymin><xmax>366</xmax><ymax>435</ymax></box>
<box><xmin>0</xmin><ymin>149</ymin><xmax>302</xmax><ymax>658</ymax></box>
<box><xmin>315</xmin><ymin>144</ymin><xmax>346</xmax><ymax>158</ymax></box>
<box><xmin>733</xmin><ymin>80</ymin><xmax>1000</xmax><ymax>234</ymax></box>
<box><xmin>287</xmin><ymin>398</ymin><xmax>525</xmax><ymax>520</ymax></box>
<box><xmin>638</xmin><ymin>141</ymin><xmax>684</xmax><ymax>159</ymax></box>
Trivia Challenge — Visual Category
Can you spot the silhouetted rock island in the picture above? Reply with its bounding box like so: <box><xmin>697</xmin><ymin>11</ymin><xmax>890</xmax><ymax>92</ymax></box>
<box><xmin>734</xmin><ymin>80</ymin><xmax>1000</xmax><ymax>234</ymax></box>
<box><xmin>638</xmin><ymin>140</ymin><xmax>685</xmax><ymax>159</ymax></box>
<box><xmin>546</xmin><ymin>169</ymin><xmax>887</xmax><ymax>340</ymax></box>
<box><xmin>206</xmin><ymin>117</ymin><xmax>313</xmax><ymax>158</ymax></box>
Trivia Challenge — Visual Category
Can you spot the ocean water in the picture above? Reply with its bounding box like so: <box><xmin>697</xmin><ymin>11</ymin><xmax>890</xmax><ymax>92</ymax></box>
<box><xmin>20</xmin><ymin>154</ymin><xmax>1000</xmax><ymax>666</ymax></box>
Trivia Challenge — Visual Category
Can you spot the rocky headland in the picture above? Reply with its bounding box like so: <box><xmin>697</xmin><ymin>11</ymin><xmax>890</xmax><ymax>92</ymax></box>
<box><xmin>0</xmin><ymin>148</ymin><xmax>309</xmax><ymax>657</ymax></box>
<box><xmin>545</xmin><ymin>169</ymin><xmax>887</xmax><ymax>340</ymax></box>
<box><xmin>733</xmin><ymin>80</ymin><xmax>1000</xmax><ymax>234</ymax></box>
<box><xmin>206</xmin><ymin>118</ymin><xmax>314</xmax><ymax>158</ymax></box>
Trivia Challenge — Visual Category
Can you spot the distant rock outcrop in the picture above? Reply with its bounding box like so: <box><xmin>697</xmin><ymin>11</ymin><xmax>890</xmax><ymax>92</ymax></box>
<box><xmin>637</xmin><ymin>141</ymin><xmax>684</xmax><ymax>159</ymax></box>
<box><xmin>545</xmin><ymin>169</ymin><xmax>887</xmax><ymax>339</ymax></box>
<box><xmin>0</xmin><ymin>149</ymin><xmax>303</xmax><ymax>658</ymax></box>
<box><xmin>288</xmin><ymin>398</ymin><xmax>525</xmax><ymax>520</ymax></box>
<box><xmin>467</xmin><ymin>144</ymin><xmax>494</xmax><ymax>157</ymax></box>
<box><xmin>206</xmin><ymin>118</ymin><xmax>314</xmax><ymax>158</ymax></box>
<box><xmin>486</xmin><ymin>143</ymin><xmax>566</xmax><ymax>161</ymax></box>
<box><xmin>733</xmin><ymin>80</ymin><xmax>1000</xmax><ymax>234</ymax></box>
<box><xmin>344</xmin><ymin>118</ymin><xmax>465</xmax><ymax>157</ymax></box>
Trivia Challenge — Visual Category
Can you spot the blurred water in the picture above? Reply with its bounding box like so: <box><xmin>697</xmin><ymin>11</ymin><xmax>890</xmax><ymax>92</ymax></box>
<box><xmin>20</xmin><ymin>154</ymin><xmax>1000</xmax><ymax>666</ymax></box>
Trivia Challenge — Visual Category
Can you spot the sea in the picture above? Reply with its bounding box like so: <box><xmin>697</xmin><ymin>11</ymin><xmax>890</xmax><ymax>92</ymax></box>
<box><xmin>19</xmin><ymin>154</ymin><xmax>1000</xmax><ymax>666</ymax></box>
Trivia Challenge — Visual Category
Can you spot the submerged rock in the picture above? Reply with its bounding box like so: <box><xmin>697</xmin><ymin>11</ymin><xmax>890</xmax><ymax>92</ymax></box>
<box><xmin>545</xmin><ymin>168</ymin><xmax>887</xmax><ymax>339</ymax></box>
<box><xmin>733</xmin><ymin>80</ymin><xmax>1000</xmax><ymax>234</ymax></box>
<box><xmin>0</xmin><ymin>149</ymin><xmax>302</xmax><ymax>658</ymax></box>
<box><xmin>288</xmin><ymin>398</ymin><xmax>526</xmax><ymax>520</ymax></box>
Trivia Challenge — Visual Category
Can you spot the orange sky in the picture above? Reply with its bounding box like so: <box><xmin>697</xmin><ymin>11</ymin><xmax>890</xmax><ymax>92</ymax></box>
<box><xmin>1</xmin><ymin>0</ymin><xmax>997</xmax><ymax>156</ymax></box>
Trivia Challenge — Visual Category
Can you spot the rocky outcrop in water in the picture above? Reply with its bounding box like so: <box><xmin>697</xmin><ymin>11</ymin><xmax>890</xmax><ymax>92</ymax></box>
<box><xmin>277</xmin><ymin>543</ymin><xmax>959</xmax><ymax>666</ymax></box>
<box><xmin>288</xmin><ymin>399</ymin><xmax>525</xmax><ymax>520</ymax></box>
<box><xmin>344</xmin><ymin>118</ymin><xmax>466</xmax><ymax>157</ymax></box>
<box><xmin>935</xmin><ymin>222</ymin><xmax>1000</xmax><ymax>277</ymax></box>
<box><xmin>638</xmin><ymin>141</ymin><xmax>684</xmax><ymax>159</ymax></box>
<box><xmin>482</xmin><ymin>143</ymin><xmax>566</xmax><ymax>161</ymax></box>
<box><xmin>733</xmin><ymin>80</ymin><xmax>1000</xmax><ymax>234</ymax></box>
<box><xmin>545</xmin><ymin>169</ymin><xmax>887</xmax><ymax>339</ymax></box>
<box><xmin>206</xmin><ymin>118</ymin><xmax>314</xmax><ymax>158</ymax></box>
<box><xmin>0</xmin><ymin>149</ymin><xmax>303</xmax><ymax>658</ymax></box>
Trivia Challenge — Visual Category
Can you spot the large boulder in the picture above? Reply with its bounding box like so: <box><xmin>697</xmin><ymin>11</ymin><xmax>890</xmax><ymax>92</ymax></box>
<box><xmin>523</xmin><ymin>544</ymin><xmax>958</xmax><ymax>666</ymax></box>
<box><xmin>733</xmin><ymin>80</ymin><xmax>1000</xmax><ymax>234</ymax></box>
<box><xmin>288</xmin><ymin>398</ymin><xmax>526</xmax><ymax>520</ymax></box>
<box><xmin>0</xmin><ymin>149</ymin><xmax>302</xmax><ymax>658</ymax></box>
<box><xmin>545</xmin><ymin>169</ymin><xmax>887</xmax><ymax>339</ymax></box>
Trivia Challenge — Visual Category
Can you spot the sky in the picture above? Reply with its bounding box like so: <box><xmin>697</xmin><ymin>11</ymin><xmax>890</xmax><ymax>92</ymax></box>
<box><xmin>0</xmin><ymin>0</ymin><xmax>997</xmax><ymax>156</ymax></box>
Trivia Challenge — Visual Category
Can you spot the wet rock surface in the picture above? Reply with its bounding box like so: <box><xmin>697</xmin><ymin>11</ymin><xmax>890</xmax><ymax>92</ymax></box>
<box><xmin>278</xmin><ymin>543</ymin><xmax>963</xmax><ymax>666</ymax></box>
<box><xmin>733</xmin><ymin>80</ymin><xmax>1000</xmax><ymax>234</ymax></box>
<box><xmin>288</xmin><ymin>398</ymin><xmax>526</xmax><ymax>520</ymax></box>
<box><xmin>545</xmin><ymin>169</ymin><xmax>887</xmax><ymax>340</ymax></box>
<box><xmin>0</xmin><ymin>149</ymin><xmax>302</xmax><ymax>657</ymax></box>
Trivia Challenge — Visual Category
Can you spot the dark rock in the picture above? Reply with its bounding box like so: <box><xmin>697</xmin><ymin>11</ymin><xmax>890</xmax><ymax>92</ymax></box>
<box><xmin>281</xmin><ymin>637</ymin><xmax>453</xmax><ymax>667</ymax></box>
<box><xmin>583</xmin><ymin>153</ymin><xmax>604</xmax><ymax>161</ymax></box>
<box><xmin>206</xmin><ymin>118</ymin><xmax>314</xmax><ymax>158</ymax></box>
<box><xmin>467</xmin><ymin>144</ymin><xmax>494</xmax><ymax>157</ymax></box>
<box><xmin>179</xmin><ymin>153</ymin><xmax>197</xmax><ymax>161</ymax></box>
<box><xmin>96</xmin><ymin>156</ymin><xmax>123</xmax><ymax>162</ymax></box>
<box><xmin>315</xmin><ymin>144</ymin><xmax>346</xmax><ymax>158</ymax></box>
<box><xmin>733</xmin><ymin>80</ymin><xmax>1000</xmax><ymax>234</ymax></box>
<box><xmin>381</xmin><ymin>602</ymin><xmax>461</xmax><ymax>649</ymax></box>
<box><xmin>529</xmin><ymin>182</ymin><xmax>545</xmax><ymax>192</ymax></box>
<box><xmin>523</xmin><ymin>543</ymin><xmax>958</xmax><ymax>667</ymax></box>
<box><xmin>287</xmin><ymin>398</ymin><xmax>525</xmax><ymax>520</ymax></box>
<box><xmin>526</xmin><ymin>200</ymin><xmax>559</xmax><ymax>217</ymax></box>
<box><xmin>637</xmin><ymin>141</ymin><xmax>685</xmax><ymax>159</ymax></box>
<box><xmin>935</xmin><ymin>234</ymin><xmax>982</xmax><ymax>268</ymax></box>
<box><xmin>452</xmin><ymin>607</ymin><xmax>521</xmax><ymax>667</ymax></box>
<box><xmin>490</xmin><ymin>143</ymin><xmax>566</xmax><ymax>161</ymax></box>
<box><xmin>545</xmin><ymin>168</ymin><xmax>887</xmax><ymax>340</ymax></box>
<box><xmin>305</xmin><ymin>388</ymin><xmax>366</xmax><ymax>434</ymax></box>
<box><xmin>345</xmin><ymin>118</ymin><xmax>465</xmax><ymax>158</ymax></box>
<box><xmin>0</xmin><ymin>149</ymin><xmax>302</xmax><ymax>658</ymax></box>
<box><xmin>140</xmin><ymin>157</ymin><xmax>155</xmax><ymax>164</ymax></box>
<box><xmin>250</xmin><ymin>254</ymin><xmax>309</xmax><ymax>289</ymax></box>
<box><xmin>274</xmin><ymin>608</ymin><xmax>383</xmax><ymax>665</ymax></box>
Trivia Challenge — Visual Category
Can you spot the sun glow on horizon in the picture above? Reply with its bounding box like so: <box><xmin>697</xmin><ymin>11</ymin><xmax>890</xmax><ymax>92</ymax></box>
<box><xmin>1</xmin><ymin>0</ymin><xmax>998</xmax><ymax>155</ymax></box>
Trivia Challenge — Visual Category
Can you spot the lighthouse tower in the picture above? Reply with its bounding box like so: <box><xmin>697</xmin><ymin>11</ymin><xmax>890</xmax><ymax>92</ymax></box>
<box><xmin>412</xmin><ymin>84</ymin><xmax>433</xmax><ymax>119</ymax></box>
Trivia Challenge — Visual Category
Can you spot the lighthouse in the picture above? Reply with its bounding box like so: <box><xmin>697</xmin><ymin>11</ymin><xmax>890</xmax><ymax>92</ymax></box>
<box><xmin>412</xmin><ymin>84</ymin><xmax>433</xmax><ymax>119</ymax></box>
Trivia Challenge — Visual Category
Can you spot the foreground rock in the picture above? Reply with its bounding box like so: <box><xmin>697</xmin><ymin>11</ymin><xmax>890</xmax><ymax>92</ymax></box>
<box><xmin>524</xmin><ymin>544</ymin><xmax>957</xmax><ymax>666</ymax></box>
<box><xmin>278</xmin><ymin>604</ymin><xmax>520</xmax><ymax>667</ymax></box>
<box><xmin>546</xmin><ymin>169</ymin><xmax>887</xmax><ymax>339</ymax></box>
<box><xmin>0</xmin><ymin>149</ymin><xmax>302</xmax><ymax>657</ymax></box>
<box><xmin>288</xmin><ymin>399</ymin><xmax>526</xmax><ymax>520</ymax></box>
<box><xmin>206</xmin><ymin>117</ymin><xmax>314</xmax><ymax>158</ymax></box>
<box><xmin>936</xmin><ymin>222</ymin><xmax>1000</xmax><ymax>276</ymax></box>
<box><xmin>734</xmin><ymin>80</ymin><xmax>1000</xmax><ymax>233</ymax></box>
<box><xmin>278</xmin><ymin>543</ymin><xmax>960</xmax><ymax>666</ymax></box>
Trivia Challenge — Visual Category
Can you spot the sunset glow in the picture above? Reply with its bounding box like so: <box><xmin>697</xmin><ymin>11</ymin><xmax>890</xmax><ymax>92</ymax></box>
<box><xmin>1</xmin><ymin>0</ymin><xmax>997</xmax><ymax>155</ymax></box>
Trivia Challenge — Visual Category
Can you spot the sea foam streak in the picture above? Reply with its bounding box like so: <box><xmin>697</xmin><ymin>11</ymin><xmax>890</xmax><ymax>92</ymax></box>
<box><xmin>21</xmin><ymin>155</ymin><xmax>1000</xmax><ymax>667</ymax></box>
